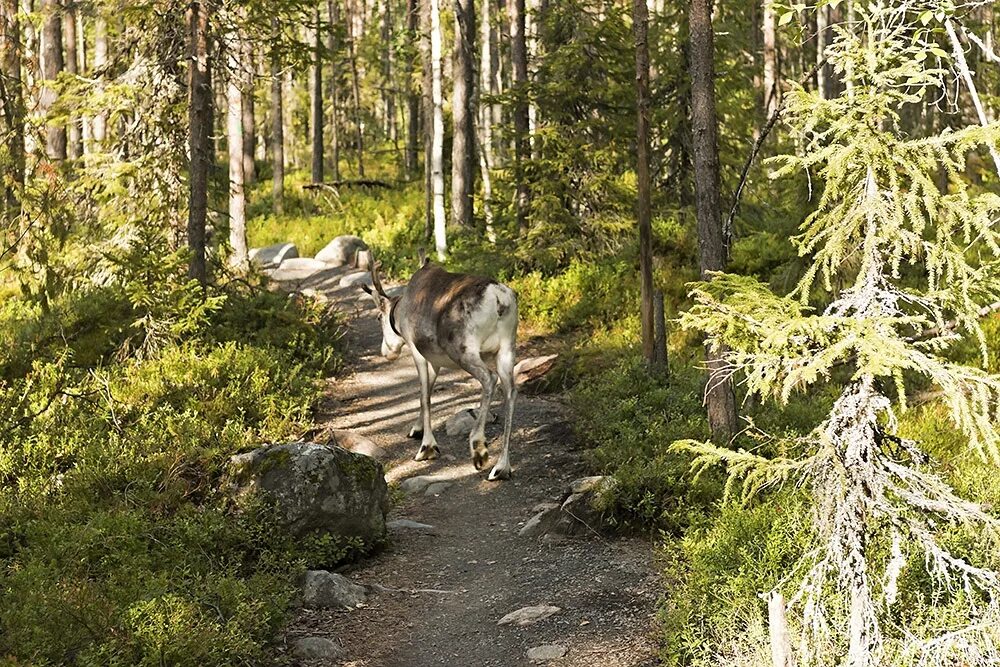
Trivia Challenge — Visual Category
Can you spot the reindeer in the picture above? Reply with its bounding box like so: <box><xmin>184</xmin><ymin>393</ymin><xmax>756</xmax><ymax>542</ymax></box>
<box><xmin>361</xmin><ymin>258</ymin><xmax>518</xmax><ymax>481</ymax></box>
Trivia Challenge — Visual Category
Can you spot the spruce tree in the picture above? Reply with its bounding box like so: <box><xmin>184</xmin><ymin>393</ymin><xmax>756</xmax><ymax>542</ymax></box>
<box><xmin>676</xmin><ymin>1</ymin><xmax>1000</xmax><ymax>664</ymax></box>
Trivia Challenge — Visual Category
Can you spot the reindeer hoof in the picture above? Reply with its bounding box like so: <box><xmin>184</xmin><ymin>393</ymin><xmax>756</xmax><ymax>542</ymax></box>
<box><xmin>471</xmin><ymin>444</ymin><xmax>489</xmax><ymax>471</ymax></box>
<box><xmin>414</xmin><ymin>444</ymin><xmax>439</xmax><ymax>461</ymax></box>
<box><xmin>487</xmin><ymin>466</ymin><xmax>511</xmax><ymax>481</ymax></box>
<box><xmin>407</xmin><ymin>427</ymin><xmax>423</xmax><ymax>440</ymax></box>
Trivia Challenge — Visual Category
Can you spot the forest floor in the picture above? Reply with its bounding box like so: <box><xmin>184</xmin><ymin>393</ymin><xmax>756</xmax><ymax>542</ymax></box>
<box><xmin>267</xmin><ymin>261</ymin><xmax>662</xmax><ymax>667</ymax></box>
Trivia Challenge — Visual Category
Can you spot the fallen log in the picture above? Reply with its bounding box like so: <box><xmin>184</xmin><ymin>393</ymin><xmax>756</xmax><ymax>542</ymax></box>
<box><xmin>303</xmin><ymin>179</ymin><xmax>394</xmax><ymax>191</ymax></box>
<box><xmin>514</xmin><ymin>354</ymin><xmax>559</xmax><ymax>388</ymax></box>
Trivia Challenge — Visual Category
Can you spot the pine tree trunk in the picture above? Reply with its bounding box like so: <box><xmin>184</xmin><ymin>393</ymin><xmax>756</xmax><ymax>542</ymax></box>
<box><xmin>327</xmin><ymin>0</ymin><xmax>341</xmax><ymax>181</ymax></box>
<box><xmin>92</xmin><ymin>15</ymin><xmax>107</xmax><ymax>146</ymax></box>
<box><xmin>311</xmin><ymin>6</ymin><xmax>324</xmax><ymax>183</ymax></box>
<box><xmin>762</xmin><ymin>0</ymin><xmax>778</xmax><ymax>117</ymax></box>
<box><xmin>690</xmin><ymin>0</ymin><xmax>738</xmax><ymax>443</ymax></box>
<box><xmin>451</xmin><ymin>0</ymin><xmax>475</xmax><ymax>228</ymax></box>
<box><xmin>1</xmin><ymin>0</ymin><xmax>25</xmax><ymax>221</ymax></box>
<box><xmin>405</xmin><ymin>0</ymin><xmax>419</xmax><ymax>177</ymax></box>
<box><xmin>270</xmin><ymin>19</ymin><xmax>284</xmax><ymax>215</ymax></box>
<box><xmin>347</xmin><ymin>2</ymin><xmax>365</xmax><ymax>177</ymax></box>
<box><xmin>381</xmin><ymin>0</ymin><xmax>397</xmax><ymax>152</ymax></box>
<box><xmin>633</xmin><ymin>0</ymin><xmax>654</xmax><ymax>364</ymax></box>
<box><xmin>187</xmin><ymin>0</ymin><xmax>211</xmax><ymax>285</ymax></box>
<box><xmin>420</xmin><ymin>0</ymin><xmax>433</xmax><ymax>240</ymax></box>
<box><xmin>510</xmin><ymin>0</ymin><xmax>529</xmax><ymax>231</ymax></box>
<box><xmin>227</xmin><ymin>28</ymin><xmax>247</xmax><ymax>269</ymax></box>
<box><xmin>242</xmin><ymin>40</ymin><xmax>257</xmax><ymax>185</ymax></box>
<box><xmin>429</xmin><ymin>0</ymin><xmax>446</xmax><ymax>257</ymax></box>
<box><xmin>62</xmin><ymin>0</ymin><xmax>81</xmax><ymax>158</ymax></box>
<box><xmin>40</xmin><ymin>0</ymin><xmax>66</xmax><ymax>161</ymax></box>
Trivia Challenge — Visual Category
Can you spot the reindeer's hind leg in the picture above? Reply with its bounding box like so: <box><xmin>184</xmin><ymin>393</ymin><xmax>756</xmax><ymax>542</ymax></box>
<box><xmin>455</xmin><ymin>351</ymin><xmax>495</xmax><ymax>471</ymax></box>
<box><xmin>488</xmin><ymin>343</ymin><xmax>516</xmax><ymax>481</ymax></box>
<box><xmin>408</xmin><ymin>364</ymin><xmax>438</xmax><ymax>439</ymax></box>
<box><xmin>412</xmin><ymin>352</ymin><xmax>440</xmax><ymax>461</ymax></box>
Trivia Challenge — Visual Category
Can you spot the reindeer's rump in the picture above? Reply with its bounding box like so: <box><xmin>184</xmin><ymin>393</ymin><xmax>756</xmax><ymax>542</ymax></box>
<box><xmin>403</xmin><ymin>264</ymin><xmax>518</xmax><ymax>360</ymax></box>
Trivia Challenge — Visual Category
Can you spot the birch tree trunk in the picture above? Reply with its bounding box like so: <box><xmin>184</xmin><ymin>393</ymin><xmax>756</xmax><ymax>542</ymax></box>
<box><xmin>633</xmin><ymin>0</ymin><xmax>654</xmax><ymax>364</ymax></box>
<box><xmin>816</xmin><ymin>2</ymin><xmax>829</xmax><ymax>100</ymax></box>
<box><xmin>227</xmin><ymin>28</ymin><xmax>247</xmax><ymax>269</ymax></box>
<box><xmin>62</xmin><ymin>0</ymin><xmax>81</xmax><ymax>158</ymax></box>
<box><xmin>511</xmin><ymin>0</ymin><xmax>529</xmax><ymax>231</ymax></box>
<box><xmin>187</xmin><ymin>0</ymin><xmax>212</xmax><ymax>285</ymax></box>
<box><xmin>311</xmin><ymin>6</ymin><xmax>324</xmax><ymax>183</ymax></box>
<box><xmin>270</xmin><ymin>19</ymin><xmax>284</xmax><ymax>215</ymax></box>
<box><xmin>40</xmin><ymin>0</ymin><xmax>66</xmax><ymax>161</ymax></box>
<box><xmin>479</xmin><ymin>0</ymin><xmax>494</xmax><ymax>171</ymax></box>
<box><xmin>690</xmin><ymin>0</ymin><xmax>738</xmax><ymax>443</ymax></box>
<box><xmin>451</xmin><ymin>0</ymin><xmax>475</xmax><ymax>228</ymax></box>
<box><xmin>430</xmin><ymin>0</ymin><xmax>446</xmax><ymax>257</ymax></box>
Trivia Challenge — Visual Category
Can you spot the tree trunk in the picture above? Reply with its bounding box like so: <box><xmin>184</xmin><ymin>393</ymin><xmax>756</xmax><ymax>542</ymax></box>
<box><xmin>328</xmin><ymin>0</ymin><xmax>341</xmax><ymax>180</ymax></box>
<box><xmin>92</xmin><ymin>15</ymin><xmax>107</xmax><ymax>146</ymax></box>
<box><xmin>405</xmin><ymin>0</ymin><xmax>419</xmax><ymax>177</ymax></box>
<box><xmin>187</xmin><ymin>0</ymin><xmax>212</xmax><ymax>285</ymax></box>
<box><xmin>479</xmin><ymin>0</ymin><xmax>494</xmax><ymax>172</ymax></box>
<box><xmin>451</xmin><ymin>0</ymin><xmax>475</xmax><ymax>228</ymax></box>
<box><xmin>429</xmin><ymin>0</ymin><xmax>446</xmax><ymax>257</ymax></box>
<box><xmin>270</xmin><ymin>20</ymin><xmax>284</xmax><ymax>215</ymax></box>
<box><xmin>347</xmin><ymin>1</ymin><xmax>365</xmax><ymax>177</ymax></box>
<box><xmin>633</xmin><ymin>0</ymin><xmax>654</xmax><ymax>364</ymax></box>
<box><xmin>1</xmin><ymin>0</ymin><xmax>25</xmax><ymax>221</ymax></box>
<box><xmin>689</xmin><ymin>0</ymin><xmax>738</xmax><ymax>443</ymax></box>
<box><xmin>311</xmin><ymin>6</ymin><xmax>324</xmax><ymax>183</ymax></box>
<box><xmin>40</xmin><ymin>0</ymin><xmax>66</xmax><ymax>161</ymax></box>
<box><xmin>815</xmin><ymin>2</ymin><xmax>828</xmax><ymax>100</ymax></box>
<box><xmin>242</xmin><ymin>41</ymin><xmax>257</xmax><ymax>185</ymax></box>
<box><xmin>381</xmin><ymin>0</ymin><xmax>397</xmax><ymax>151</ymax></box>
<box><xmin>510</xmin><ymin>0</ymin><xmax>529</xmax><ymax>231</ymax></box>
<box><xmin>227</xmin><ymin>29</ymin><xmax>247</xmax><ymax>270</ymax></box>
<box><xmin>420</xmin><ymin>0</ymin><xmax>433</xmax><ymax>240</ymax></box>
<box><xmin>762</xmin><ymin>0</ymin><xmax>778</xmax><ymax>117</ymax></box>
<box><xmin>62</xmin><ymin>0</ymin><xmax>81</xmax><ymax>158</ymax></box>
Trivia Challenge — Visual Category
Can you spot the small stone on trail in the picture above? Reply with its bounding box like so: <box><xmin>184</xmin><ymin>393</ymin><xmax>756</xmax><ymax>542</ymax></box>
<box><xmin>527</xmin><ymin>644</ymin><xmax>568</xmax><ymax>662</ymax></box>
<box><xmin>399</xmin><ymin>475</ymin><xmax>448</xmax><ymax>494</ymax></box>
<box><xmin>291</xmin><ymin>636</ymin><xmax>344</xmax><ymax>660</ymax></box>
<box><xmin>301</xmin><ymin>570</ymin><xmax>367</xmax><ymax>609</ymax></box>
<box><xmin>387</xmin><ymin>519</ymin><xmax>435</xmax><ymax>532</ymax></box>
<box><xmin>332</xmin><ymin>430</ymin><xmax>384</xmax><ymax>459</ymax></box>
<box><xmin>424</xmin><ymin>481</ymin><xmax>452</xmax><ymax>496</ymax></box>
<box><xmin>497</xmin><ymin>604</ymin><xmax>561</xmax><ymax>626</ymax></box>
<box><xmin>518</xmin><ymin>505</ymin><xmax>561</xmax><ymax>538</ymax></box>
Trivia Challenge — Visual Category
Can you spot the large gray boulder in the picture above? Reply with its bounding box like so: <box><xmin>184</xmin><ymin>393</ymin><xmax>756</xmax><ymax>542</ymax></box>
<box><xmin>228</xmin><ymin>442</ymin><xmax>389</xmax><ymax>544</ymax></box>
<box><xmin>316</xmin><ymin>235</ymin><xmax>368</xmax><ymax>267</ymax></box>
<box><xmin>249</xmin><ymin>242</ymin><xmax>298</xmax><ymax>269</ymax></box>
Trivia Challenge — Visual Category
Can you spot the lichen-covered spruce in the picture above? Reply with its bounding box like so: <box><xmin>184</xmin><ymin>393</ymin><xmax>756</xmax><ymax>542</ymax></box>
<box><xmin>361</xmin><ymin>257</ymin><xmax>518</xmax><ymax>480</ymax></box>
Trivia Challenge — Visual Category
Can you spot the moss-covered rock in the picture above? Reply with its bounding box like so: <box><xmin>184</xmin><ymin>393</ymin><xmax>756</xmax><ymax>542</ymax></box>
<box><xmin>228</xmin><ymin>442</ymin><xmax>389</xmax><ymax>545</ymax></box>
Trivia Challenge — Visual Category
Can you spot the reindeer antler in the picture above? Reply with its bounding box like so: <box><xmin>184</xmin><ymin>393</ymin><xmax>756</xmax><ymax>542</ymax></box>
<box><xmin>369</xmin><ymin>259</ymin><xmax>389</xmax><ymax>298</ymax></box>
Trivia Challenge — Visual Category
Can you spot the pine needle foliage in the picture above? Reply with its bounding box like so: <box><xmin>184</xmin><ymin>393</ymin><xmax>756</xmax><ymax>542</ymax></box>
<box><xmin>674</xmin><ymin>1</ymin><xmax>1000</xmax><ymax>665</ymax></box>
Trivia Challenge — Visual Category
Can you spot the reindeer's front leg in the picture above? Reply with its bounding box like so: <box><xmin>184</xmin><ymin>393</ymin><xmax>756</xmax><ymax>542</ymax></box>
<box><xmin>412</xmin><ymin>352</ymin><xmax>440</xmax><ymax>461</ymax></box>
<box><xmin>407</xmin><ymin>364</ymin><xmax>438</xmax><ymax>439</ymax></box>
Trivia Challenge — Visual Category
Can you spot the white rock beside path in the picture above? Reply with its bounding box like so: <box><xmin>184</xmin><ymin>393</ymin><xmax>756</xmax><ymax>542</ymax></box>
<box><xmin>249</xmin><ymin>242</ymin><xmax>298</xmax><ymax>268</ymax></box>
<box><xmin>301</xmin><ymin>570</ymin><xmax>367</xmax><ymax>609</ymax></box>
<box><xmin>316</xmin><ymin>235</ymin><xmax>368</xmax><ymax>267</ymax></box>
<box><xmin>267</xmin><ymin>257</ymin><xmax>330</xmax><ymax>281</ymax></box>
<box><xmin>399</xmin><ymin>475</ymin><xmax>451</xmax><ymax>495</ymax></box>
<box><xmin>527</xmin><ymin>644</ymin><xmax>568</xmax><ymax>662</ymax></box>
<box><xmin>340</xmin><ymin>271</ymin><xmax>373</xmax><ymax>288</ymax></box>
<box><xmin>291</xmin><ymin>636</ymin><xmax>344</xmax><ymax>661</ymax></box>
<box><xmin>497</xmin><ymin>604</ymin><xmax>561</xmax><ymax>626</ymax></box>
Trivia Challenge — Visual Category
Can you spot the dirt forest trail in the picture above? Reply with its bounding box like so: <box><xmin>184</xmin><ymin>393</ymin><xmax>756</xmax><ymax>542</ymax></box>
<box><xmin>271</xmin><ymin>261</ymin><xmax>661</xmax><ymax>667</ymax></box>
